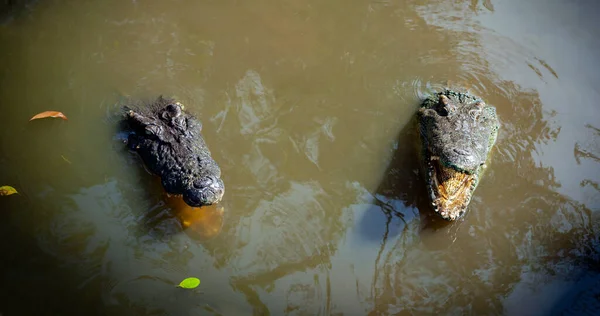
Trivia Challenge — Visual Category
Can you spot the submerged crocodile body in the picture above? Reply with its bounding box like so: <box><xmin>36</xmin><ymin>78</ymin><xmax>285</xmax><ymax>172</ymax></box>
<box><xmin>417</xmin><ymin>89</ymin><xmax>500</xmax><ymax>220</ymax></box>
<box><xmin>121</xmin><ymin>96</ymin><xmax>225</xmax><ymax>207</ymax></box>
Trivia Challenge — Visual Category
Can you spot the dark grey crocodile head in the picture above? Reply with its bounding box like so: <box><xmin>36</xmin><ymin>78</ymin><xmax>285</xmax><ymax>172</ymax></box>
<box><xmin>417</xmin><ymin>89</ymin><xmax>499</xmax><ymax>220</ymax></box>
<box><xmin>182</xmin><ymin>174</ymin><xmax>225</xmax><ymax>207</ymax></box>
<box><xmin>123</xmin><ymin>96</ymin><xmax>225</xmax><ymax>207</ymax></box>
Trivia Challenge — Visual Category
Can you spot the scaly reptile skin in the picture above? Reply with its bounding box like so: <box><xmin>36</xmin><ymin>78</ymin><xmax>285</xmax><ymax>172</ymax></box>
<box><xmin>121</xmin><ymin>96</ymin><xmax>225</xmax><ymax>207</ymax></box>
<box><xmin>417</xmin><ymin>89</ymin><xmax>499</xmax><ymax>220</ymax></box>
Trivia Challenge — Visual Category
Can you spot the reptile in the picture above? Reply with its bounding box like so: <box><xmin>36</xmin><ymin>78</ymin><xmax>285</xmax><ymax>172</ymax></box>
<box><xmin>417</xmin><ymin>89</ymin><xmax>500</xmax><ymax>220</ymax></box>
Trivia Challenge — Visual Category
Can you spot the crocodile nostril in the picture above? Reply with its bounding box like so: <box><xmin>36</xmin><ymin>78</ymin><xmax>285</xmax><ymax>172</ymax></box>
<box><xmin>469</xmin><ymin>109</ymin><xmax>481</xmax><ymax>121</ymax></box>
<box><xmin>193</xmin><ymin>178</ymin><xmax>212</xmax><ymax>189</ymax></box>
<box><xmin>453</xmin><ymin>148</ymin><xmax>471</xmax><ymax>156</ymax></box>
<box><xmin>194</xmin><ymin>179</ymin><xmax>210</xmax><ymax>189</ymax></box>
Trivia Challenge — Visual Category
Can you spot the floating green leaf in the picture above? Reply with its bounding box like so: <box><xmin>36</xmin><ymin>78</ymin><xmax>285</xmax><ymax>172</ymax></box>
<box><xmin>0</xmin><ymin>185</ymin><xmax>18</xmax><ymax>196</ymax></box>
<box><xmin>178</xmin><ymin>277</ymin><xmax>200</xmax><ymax>289</ymax></box>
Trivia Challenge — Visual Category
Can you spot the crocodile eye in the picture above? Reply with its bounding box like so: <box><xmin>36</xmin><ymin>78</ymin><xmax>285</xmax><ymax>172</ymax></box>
<box><xmin>163</xmin><ymin>104</ymin><xmax>182</xmax><ymax>119</ymax></box>
<box><xmin>436</xmin><ymin>95</ymin><xmax>456</xmax><ymax>116</ymax></box>
<box><xmin>439</xmin><ymin>95</ymin><xmax>449</xmax><ymax>105</ymax></box>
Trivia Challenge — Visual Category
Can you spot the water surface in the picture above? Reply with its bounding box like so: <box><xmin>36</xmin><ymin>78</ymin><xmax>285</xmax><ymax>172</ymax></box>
<box><xmin>0</xmin><ymin>0</ymin><xmax>599</xmax><ymax>315</ymax></box>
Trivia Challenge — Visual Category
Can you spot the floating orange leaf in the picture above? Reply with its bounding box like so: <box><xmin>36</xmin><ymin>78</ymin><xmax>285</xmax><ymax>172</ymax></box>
<box><xmin>29</xmin><ymin>111</ymin><xmax>68</xmax><ymax>121</ymax></box>
<box><xmin>0</xmin><ymin>185</ymin><xmax>18</xmax><ymax>196</ymax></box>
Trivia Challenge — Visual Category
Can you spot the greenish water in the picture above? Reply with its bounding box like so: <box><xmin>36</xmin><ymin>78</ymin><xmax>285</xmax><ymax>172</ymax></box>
<box><xmin>0</xmin><ymin>0</ymin><xmax>598</xmax><ymax>315</ymax></box>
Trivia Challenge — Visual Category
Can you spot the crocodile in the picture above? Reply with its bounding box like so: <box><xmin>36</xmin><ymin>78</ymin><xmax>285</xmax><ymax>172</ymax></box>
<box><xmin>417</xmin><ymin>89</ymin><xmax>500</xmax><ymax>221</ymax></box>
<box><xmin>121</xmin><ymin>96</ymin><xmax>225</xmax><ymax>207</ymax></box>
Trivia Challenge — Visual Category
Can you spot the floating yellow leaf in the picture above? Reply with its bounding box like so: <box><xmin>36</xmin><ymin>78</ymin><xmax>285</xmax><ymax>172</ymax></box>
<box><xmin>29</xmin><ymin>111</ymin><xmax>68</xmax><ymax>121</ymax></box>
<box><xmin>0</xmin><ymin>186</ymin><xmax>18</xmax><ymax>196</ymax></box>
<box><xmin>178</xmin><ymin>277</ymin><xmax>200</xmax><ymax>289</ymax></box>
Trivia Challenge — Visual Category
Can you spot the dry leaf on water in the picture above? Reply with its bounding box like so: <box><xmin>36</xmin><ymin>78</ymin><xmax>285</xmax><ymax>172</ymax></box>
<box><xmin>61</xmin><ymin>155</ymin><xmax>72</xmax><ymax>164</ymax></box>
<box><xmin>29</xmin><ymin>111</ymin><xmax>68</xmax><ymax>121</ymax></box>
<box><xmin>0</xmin><ymin>186</ymin><xmax>18</xmax><ymax>196</ymax></box>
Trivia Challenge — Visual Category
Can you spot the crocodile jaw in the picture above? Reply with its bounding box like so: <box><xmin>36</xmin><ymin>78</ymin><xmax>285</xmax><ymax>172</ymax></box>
<box><xmin>426</xmin><ymin>155</ymin><xmax>478</xmax><ymax>221</ymax></box>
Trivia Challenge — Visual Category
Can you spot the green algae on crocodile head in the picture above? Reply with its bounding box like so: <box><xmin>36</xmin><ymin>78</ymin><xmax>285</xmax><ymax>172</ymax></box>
<box><xmin>417</xmin><ymin>89</ymin><xmax>500</xmax><ymax>221</ymax></box>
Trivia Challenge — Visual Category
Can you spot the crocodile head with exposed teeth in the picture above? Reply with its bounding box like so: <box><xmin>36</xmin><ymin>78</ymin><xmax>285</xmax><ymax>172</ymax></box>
<box><xmin>417</xmin><ymin>89</ymin><xmax>499</xmax><ymax>220</ymax></box>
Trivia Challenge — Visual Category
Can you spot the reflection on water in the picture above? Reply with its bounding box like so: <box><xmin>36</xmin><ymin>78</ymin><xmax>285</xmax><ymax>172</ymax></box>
<box><xmin>0</xmin><ymin>0</ymin><xmax>599</xmax><ymax>315</ymax></box>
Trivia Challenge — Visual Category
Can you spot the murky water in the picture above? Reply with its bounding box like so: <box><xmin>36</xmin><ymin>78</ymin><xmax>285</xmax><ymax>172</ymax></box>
<box><xmin>0</xmin><ymin>0</ymin><xmax>599</xmax><ymax>315</ymax></box>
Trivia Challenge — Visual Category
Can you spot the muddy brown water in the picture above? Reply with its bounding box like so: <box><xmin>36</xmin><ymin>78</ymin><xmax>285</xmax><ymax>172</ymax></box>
<box><xmin>0</xmin><ymin>0</ymin><xmax>599</xmax><ymax>315</ymax></box>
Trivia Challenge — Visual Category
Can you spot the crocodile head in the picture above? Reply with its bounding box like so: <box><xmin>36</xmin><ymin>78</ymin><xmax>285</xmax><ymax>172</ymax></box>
<box><xmin>417</xmin><ymin>90</ymin><xmax>499</xmax><ymax>220</ymax></box>
<box><xmin>124</xmin><ymin>96</ymin><xmax>225</xmax><ymax>207</ymax></box>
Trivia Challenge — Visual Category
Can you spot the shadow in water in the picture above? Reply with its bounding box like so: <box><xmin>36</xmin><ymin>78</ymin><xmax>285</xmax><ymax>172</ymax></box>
<box><xmin>0</xmin><ymin>202</ymin><xmax>106</xmax><ymax>315</ymax></box>
<box><xmin>119</xmin><ymin>146</ymin><xmax>227</xmax><ymax>243</ymax></box>
<box><xmin>142</xmin><ymin>192</ymin><xmax>226</xmax><ymax>243</ymax></box>
<box><xmin>358</xmin><ymin>78</ymin><xmax>600</xmax><ymax>314</ymax></box>
<box><xmin>355</xmin><ymin>107</ymin><xmax>459</xmax><ymax>246</ymax></box>
<box><xmin>0</xmin><ymin>0</ymin><xmax>37</xmax><ymax>24</ymax></box>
